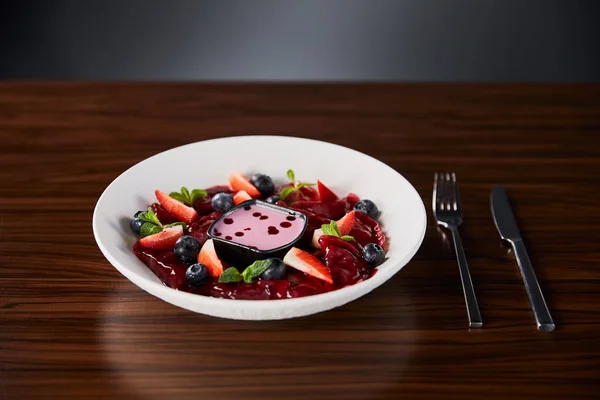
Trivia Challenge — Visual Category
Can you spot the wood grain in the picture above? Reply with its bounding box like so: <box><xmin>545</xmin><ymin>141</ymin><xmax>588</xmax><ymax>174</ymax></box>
<box><xmin>1</xmin><ymin>83</ymin><xmax>600</xmax><ymax>399</ymax></box>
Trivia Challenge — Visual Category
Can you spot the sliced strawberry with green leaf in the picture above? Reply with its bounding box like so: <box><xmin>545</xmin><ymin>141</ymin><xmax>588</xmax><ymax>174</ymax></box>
<box><xmin>138</xmin><ymin>225</ymin><xmax>184</xmax><ymax>250</ymax></box>
<box><xmin>155</xmin><ymin>190</ymin><xmax>199</xmax><ymax>224</ymax></box>
<box><xmin>317</xmin><ymin>180</ymin><xmax>338</xmax><ymax>201</ymax></box>
<box><xmin>198</xmin><ymin>239</ymin><xmax>225</xmax><ymax>277</ymax></box>
<box><xmin>283</xmin><ymin>247</ymin><xmax>333</xmax><ymax>284</ymax></box>
<box><xmin>229</xmin><ymin>171</ymin><xmax>261</xmax><ymax>198</ymax></box>
<box><xmin>311</xmin><ymin>211</ymin><xmax>356</xmax><ymax>248</ymax></box>
<box><xmin>233</xmin><ymin>190</ymin><xmax>252</xmax><ymax>205</ymax></box>
<box><xmin>169</xmin><ymin>186</ymin><xmax>208</xmax><ymax>206</ymax></box>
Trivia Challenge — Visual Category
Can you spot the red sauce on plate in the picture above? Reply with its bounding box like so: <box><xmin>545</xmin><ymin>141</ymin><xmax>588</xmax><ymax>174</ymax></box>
<box><xmin>133</xmin><ymin>184</ymin><xmax>385</xmax><ymax>299</ymax></box>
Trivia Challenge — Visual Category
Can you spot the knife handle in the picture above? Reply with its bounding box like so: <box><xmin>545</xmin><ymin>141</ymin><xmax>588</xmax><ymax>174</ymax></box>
<box><xmin>511</xmin><ymin>239</ymin><xmax>555</xmax><ymax>332</ymax></box>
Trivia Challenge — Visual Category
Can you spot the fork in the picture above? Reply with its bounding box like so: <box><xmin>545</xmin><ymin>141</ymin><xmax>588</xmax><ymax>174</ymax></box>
<box><xmin>433</xmin><ymin>173</ymin><xmax>483</xmax><ymax>328</ymax></box>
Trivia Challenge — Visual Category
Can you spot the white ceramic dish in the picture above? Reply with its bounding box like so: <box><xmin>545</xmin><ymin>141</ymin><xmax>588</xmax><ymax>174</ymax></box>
<box><xmin>93</xmin><ymin>136</ymin><xmax>426</xmax><ymax>320</ymax></box>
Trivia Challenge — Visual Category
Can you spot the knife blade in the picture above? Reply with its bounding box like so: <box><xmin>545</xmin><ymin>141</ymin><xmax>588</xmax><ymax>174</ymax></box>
<box><xmin>490</xmin><ymin>185</ymin><xmax>522</xmax><ymax>241</ymax></box>
<box><xmin>491</xmin><ymin>185</ymin><xmax>555</xmax><ymax>332</ymax></box>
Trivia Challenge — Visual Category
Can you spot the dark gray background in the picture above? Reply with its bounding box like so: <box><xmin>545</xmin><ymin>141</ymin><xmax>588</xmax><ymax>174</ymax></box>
<box><xmin>1</xmin><ymin>0</ymin><xmax>599</xmax><ymax>81</ymax></box>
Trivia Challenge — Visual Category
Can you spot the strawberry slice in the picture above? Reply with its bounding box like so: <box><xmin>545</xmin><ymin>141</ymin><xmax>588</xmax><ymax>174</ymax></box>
<box><xmin>317</xmin><ymin>180</ymin><xmax>338</xmax><ymax>201</ymax></box>
<box><xmin>155</xmin><ymin>190</ymin><xmax>199</xmax><ymax>224</ymax></box>
<box><xmin>138</xmin><ymin>225</ymin><xmax>184</xmax><ymax>250</ymax></box>
<box><xmin>336</xmin><ymin>210</ymin><xmax>356</xmax><ymax>235</ymax></box>
<box><xmin>229</xmin><ymin>171</ymin><xmax>261</xmax><ymax>198</ymax></box>
<box><xmin>283</xmin><ymin>247</ymin><xmax>333</xmax><ymax>284</ymax></box>
<box><xmin>233</xmin><ymin>190</ymin><xmax>252</xmax><ymax>205</ymax></box>
<box><xmin>197</xmin><ymin>239</ymin><xmax>225</xmax><ymax>277</ymax></box>
<box><xmin>311</xmin><ymin>210</ymin><xmax>357</xmax><ymax>248</ymax></box>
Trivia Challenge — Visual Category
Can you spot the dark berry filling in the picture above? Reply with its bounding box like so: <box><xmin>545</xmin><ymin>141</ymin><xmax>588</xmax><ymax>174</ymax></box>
<box><xmin>133</xmin><ymin>182</ymin><xmax>385</xmax><ymax>300</ymax></box>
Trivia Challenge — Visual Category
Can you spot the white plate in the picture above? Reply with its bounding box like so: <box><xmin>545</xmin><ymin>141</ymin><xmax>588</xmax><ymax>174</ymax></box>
<box><xmin>93</xmin><ymin>136</ymin><xmax>426</xmax><ymax>320</ymax></box>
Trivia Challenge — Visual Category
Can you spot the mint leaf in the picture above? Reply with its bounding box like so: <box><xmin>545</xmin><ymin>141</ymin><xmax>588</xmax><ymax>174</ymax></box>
<box><xmin>321</xmin><ymin>221</ymin><xmax>350</xmax><ymax>240</ymax></box>
<box><xmin>241</xmin><ymin>272</ymin><xmax>253</xmax><ymax>284</ymax></box>
<box><xmin>296</xmin><ymin>182</ymin><xmax>316</xmax><ymax>188</ymax></box>
<box><xmin>190</xmin><ymin>189</ymin><xmax>208</xmax><ymax>204</ymax></box>
<box><xmin>169</xmin><ymin>187</ymin><xmax>207</xmax><ymax>205</ymax></box>
<box><xmin>321</xmin><ymin>224</ymin><xmax>336</xmax><ymax>236</ymax></box>
<box><xmin>181</xmin><ymin>186</ymin><xmax>190</xmax><ymax>199</ymax></box>
<box><xmin>138</xmin><ymin>208</ymin><xmax>162</xmax><ymax>227</ymax></box>
<box><xmin>140</xmin><ymin>222</ymin><xmax>162</xmax><ymax>237</ymax></box>
<box><xmin>332</xmin><ymin>221</ymin><xmax>341</xmax><ymax>236</ymax></box>
<box><xmin>138</xmin><ymin>208</ymin><xmax>164</xmax><ymax>236</ymax></box>
<box><xmin>281</xmin><ymin>169</ymin><xmax>315</xmax><ymax>201</ymax></box>
<box><xmin>164</xmin><ymin>222</ymin><xmax>187</xmax><ymax>230</ymax></box>
<box><xmin>218</xmin><ymin>267</ymin><xmax>243</xmax><ymax>283</ymax></box>
<box><xmin>241</xmin><ymin>259</ymin><xmax>272</xmax><ymax>283</ymax></box>
<box><xmin>321</xmin><ymin>220</ymin><xmax>340</xmax><ymax>237</ymax></box>
<box><xmin>279</xmin><ymin>187</ymin><xmax>296</xmax><ymax>201</ymax></box>
<box><xmin>286</xmin><ymin>169</ymin><xmax>296</xmax><ymax>183</ymax></box>
<box><xmin>169</xmin><ymin>192</ymin><xmax>189</xmax><ymax>204</ymax></box>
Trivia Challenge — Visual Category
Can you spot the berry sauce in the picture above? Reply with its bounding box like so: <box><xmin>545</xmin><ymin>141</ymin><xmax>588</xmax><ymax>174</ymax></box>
<box><xmin>133</xmin><ymin>183</ymin><xmax>385</xmax><ymax>300</ymax></box>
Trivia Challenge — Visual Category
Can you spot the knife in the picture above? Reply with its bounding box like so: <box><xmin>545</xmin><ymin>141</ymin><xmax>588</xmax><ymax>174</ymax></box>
<box><xmin>490</xmin><ymin>185</ymin><xmax>555</xmax><ymax>332</ymax></box>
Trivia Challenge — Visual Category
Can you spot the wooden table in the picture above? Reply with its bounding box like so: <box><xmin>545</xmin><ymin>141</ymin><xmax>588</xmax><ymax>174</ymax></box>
<box><xmin>1</xmin><ymin>84</ymin><xmax>599</xmax><ymax>399</ymax></box>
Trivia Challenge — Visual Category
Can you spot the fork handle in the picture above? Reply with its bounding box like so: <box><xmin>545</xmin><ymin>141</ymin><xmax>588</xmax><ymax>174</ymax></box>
<box><xmin>449</xmin><ymin>226</ymin><xmax>483</xmax><ymax>328</ymax></box>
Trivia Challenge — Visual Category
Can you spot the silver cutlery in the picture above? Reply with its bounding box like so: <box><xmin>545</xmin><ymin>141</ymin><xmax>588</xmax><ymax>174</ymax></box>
<box><xmin>491</xmin><ymin>185</ymin><xmax>555</xmax><ymax>332</ymax></box>
<box><xmin>433</xmin><ymin>173</ymin><xmax>483</xmax><ymax>328</ymax></box>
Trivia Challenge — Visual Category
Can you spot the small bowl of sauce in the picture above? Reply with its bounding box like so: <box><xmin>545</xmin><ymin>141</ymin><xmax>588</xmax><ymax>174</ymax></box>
<box><xmin>208</xmin><ymin>200</ymin><xmax>307</xmax><ymax>266</ymax></box>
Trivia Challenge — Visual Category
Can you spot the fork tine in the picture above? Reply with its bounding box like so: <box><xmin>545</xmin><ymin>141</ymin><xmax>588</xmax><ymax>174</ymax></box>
<box><xmin>443</xmin><ymin>172</ymin><xmax>453</xmax><ymax>211</ymax></box>
<box><xmin>432</xmin><ymin>173</ymin><xmax>439</xmax><ymax>213</ymax></box>
<box><xmin>451</xmin><ymin>172</ymin><xmax>460</xmax><ymax>211</ymax></box>
<box><xmin>437</xmin><ymin>173</ymin><xmax>445</xmax><ymax>211</ymax></box>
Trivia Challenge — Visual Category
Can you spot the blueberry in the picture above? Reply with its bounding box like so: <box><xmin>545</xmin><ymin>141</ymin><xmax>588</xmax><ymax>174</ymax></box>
<box><xmin>211</xmin><ymin>192</ymin><xmax>234</xmax><ymax>212</ymax></box>
<box><xmin>260</xmin><ymin>258</ymin><xmax>287</xmax><ymax>280</ymax></box>
<box><xmin>251</xmin><ymin>174</ymin><xmax>275</xmax><ymax>197</ymax></box>
<box><xmin>134</xmin><ymin>210</ymin><xmax>144</xmax><ymax>218</ymax></box>
<box><xmin>265</xmin><ymin>195</ymin><xmax>280</xmax><ymax>204</ymax></box>
<box><xmin>130</xmin><ymin>217</ymin><xmax>145</xmax><ymax>234</ymax></box>
<box><xmin>362</xmin><ymin>243</ymin><xmax>385</xmax><ymax>267</ymax></box>
<box><xmin>186</xmin><ymin>263</ymin><xmax>209</xmax><ymax>287</ymax></box>
<box><xmin>174</xmin><ymin>235</ymin><xmax>201</xmax><ymax>265</ymax></box>
<box><xmin>354</xmin><ymin>199</ymin><xmax>379</xmax><ymax>219</ymax></box>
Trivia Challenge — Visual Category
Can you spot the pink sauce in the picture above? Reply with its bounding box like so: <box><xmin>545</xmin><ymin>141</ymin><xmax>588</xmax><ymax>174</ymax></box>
<box><xmin>210</xmin><ymin>203</ymin><xmax>305</xmax><ymax>250</ymax></box>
